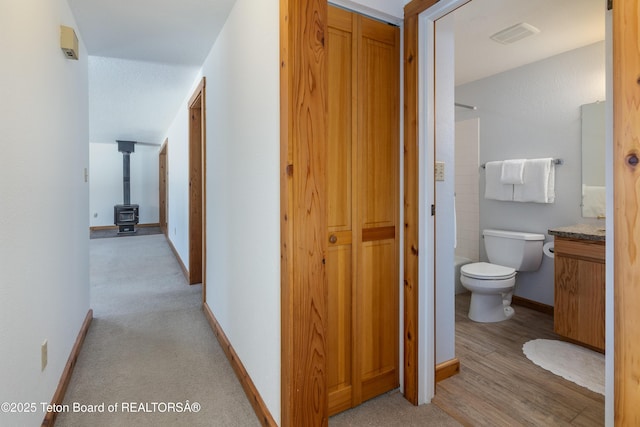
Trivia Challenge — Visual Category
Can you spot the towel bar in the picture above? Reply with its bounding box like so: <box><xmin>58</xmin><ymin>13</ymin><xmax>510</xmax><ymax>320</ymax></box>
<box><xmin>481</xmin><ymin>158</ymin><xmax>563</xmax><ymax>169</ymax></box>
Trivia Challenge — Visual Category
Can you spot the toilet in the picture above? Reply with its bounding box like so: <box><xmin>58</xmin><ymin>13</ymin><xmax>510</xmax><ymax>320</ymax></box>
<box><xmin>460</xmin><ymin>229</ymin><xmax>545</xmax><ymax>322</ymax></box>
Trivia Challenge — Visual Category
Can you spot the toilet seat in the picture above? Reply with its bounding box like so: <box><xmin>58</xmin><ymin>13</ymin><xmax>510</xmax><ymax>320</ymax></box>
<box><xmin>461</xmin><ymin>262</ymin><xmax>516</xmax><ymax>280</ymax></box>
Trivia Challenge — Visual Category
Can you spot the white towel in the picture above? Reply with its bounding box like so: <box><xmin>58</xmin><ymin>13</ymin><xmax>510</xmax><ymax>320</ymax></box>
<box><xmin>501</xmin><ymin>159</ymin><xmax>526</xmax><ymax>184</ymax></box>
<box><xmin>484</xmin><ymin>161</ymin><xmax>514</xmax><ymax>201</ymax></box>
<box><xmin>513</xmin><ymin>158</ymin><xmax>555</xmax><ymax>203</ymax></box>
<box><xmin>582</xmin><ymin>185</ymin><xmax>606</xmax><ymax>217</ymax></box>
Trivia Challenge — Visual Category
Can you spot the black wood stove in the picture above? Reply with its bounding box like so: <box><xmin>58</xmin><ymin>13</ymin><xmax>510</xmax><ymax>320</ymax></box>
<box><xmin>114</xmin><ymin>140</ymin><xmax>139</xmax><ymax>234</ymax></box>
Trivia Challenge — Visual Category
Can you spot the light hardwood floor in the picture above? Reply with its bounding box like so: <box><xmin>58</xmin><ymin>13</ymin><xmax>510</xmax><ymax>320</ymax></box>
<box><xmin>433</xmin><ymin>293</ymin><xmax>604</xmax><ymax>427</ymax></box>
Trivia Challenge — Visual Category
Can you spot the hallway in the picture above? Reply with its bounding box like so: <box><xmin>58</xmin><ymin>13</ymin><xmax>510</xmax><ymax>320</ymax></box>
<box><xmin>56</xmin><ymin>234</ymin><xmax>259</xmax><ymax>426</ymax></box>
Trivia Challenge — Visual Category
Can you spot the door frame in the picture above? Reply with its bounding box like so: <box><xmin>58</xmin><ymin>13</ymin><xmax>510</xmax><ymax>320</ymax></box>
<box><xmin>159</xmin><ymin>138</ymin><xmax>168</xmax><ymax>236</ymax></box>
<box><xmin>612</xmin><ymin>1</ymin><xmax>640</xmax><ymax>423</ymax></box>
<box><xmin>188</xmin><ymin>77</ymin><xmax>206</xmax><ymax>300</ymax></box>
<box><xmin>407</xmin><ymin>0</ymin><xmax>640</xmax><ymax>424</ymax></box>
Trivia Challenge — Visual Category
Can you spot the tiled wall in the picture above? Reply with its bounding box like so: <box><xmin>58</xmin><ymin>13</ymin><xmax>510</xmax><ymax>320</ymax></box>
<box><xmin>455</xmin><ymin>118</ymin><xmax>480</xmax><ymax>261</ymax></box>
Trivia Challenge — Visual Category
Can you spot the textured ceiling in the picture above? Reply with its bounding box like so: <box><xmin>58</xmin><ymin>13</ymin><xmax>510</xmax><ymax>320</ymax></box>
<box><xmin>88</xmin><ymin>57</ymin><xmax>200</xmax><ymax>144</ymax></box>
<box><xmin>68</xmin><ymin>0</ymin><xmax>237</xmax><ymax>66</ymax></box>
<box><xmin>68</xmin><ymin>0</ymin><xmax>237</xmax><ymax>145</ymax></box>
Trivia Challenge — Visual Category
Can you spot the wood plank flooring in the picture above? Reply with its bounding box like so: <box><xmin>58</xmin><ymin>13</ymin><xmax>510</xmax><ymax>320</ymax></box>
<box><xmin>432</xmin><ymin>293</ymin><xmax>604</xmax><ymax>427</ymax></box>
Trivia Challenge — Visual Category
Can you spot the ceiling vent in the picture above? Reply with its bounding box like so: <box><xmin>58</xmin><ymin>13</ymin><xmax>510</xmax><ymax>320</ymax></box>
<box><xmin>490</xmin><ymin>22</ymin><xmax>540</xmax><ymax>45</ymax></box>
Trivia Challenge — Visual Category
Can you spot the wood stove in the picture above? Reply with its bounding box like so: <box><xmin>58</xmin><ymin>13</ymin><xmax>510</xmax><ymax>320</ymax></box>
<box><xmin>114</xmin><ymin>204</ymin><xmax>139</xmax><ymax>233</ymax></box>
<box><xmin>114</xmin><ymin>140</ymin><xmax>140</xmax><ymax>234</ymax></box>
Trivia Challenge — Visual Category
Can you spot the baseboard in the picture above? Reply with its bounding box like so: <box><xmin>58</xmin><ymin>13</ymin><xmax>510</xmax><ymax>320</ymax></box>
<box><xmin>89</xmin><ymin>223</ymin><xmax>160</xmax><ymax>231</ymax></box>
<box><xmin>41</xmin><ymin>309</ymin><xmax>93</xmax><ymax>427</ymax></box>
<box><xmin>165</xmin><ymin>235</ymin><xmax>189</xmax><ymax>281</ymax></box>
<box><xmin>137</xmin><ymin>223</ymin><xmax>161</xmax><ymax>228</ymax></box>
<box><xmin>435</xmin><ymin>357</ymin><xmax>460</xmax><ymax>383</ymax></box>
<box><xmin>512</xmin><ymin>296</ymin><xmax>554</xmax><ymax>316</ymax></box>
<box><xmin>202</xmin><ymin>303</ymin><xmax>276</xmax><ymax>427</ymax></box>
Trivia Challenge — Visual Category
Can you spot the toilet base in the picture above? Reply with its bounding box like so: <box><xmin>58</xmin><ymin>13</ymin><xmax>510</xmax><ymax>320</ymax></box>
<box><xmin>468</xmin><ymin>292</ymin><xmax>515</xmax><ymax>323</ymax></box>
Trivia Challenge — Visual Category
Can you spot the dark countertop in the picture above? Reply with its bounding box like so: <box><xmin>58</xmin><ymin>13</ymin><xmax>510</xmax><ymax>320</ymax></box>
<box><xmin>548</xmin><ymin>223</ymin><xmax>606</xmax><ymax>242</ymax></box>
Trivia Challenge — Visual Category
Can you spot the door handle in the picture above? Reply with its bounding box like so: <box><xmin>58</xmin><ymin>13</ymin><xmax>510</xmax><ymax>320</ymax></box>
<box><xmin>329</xmin><ymin>234</ymin><xmax>338</xmax><ymax>244</ymax></box>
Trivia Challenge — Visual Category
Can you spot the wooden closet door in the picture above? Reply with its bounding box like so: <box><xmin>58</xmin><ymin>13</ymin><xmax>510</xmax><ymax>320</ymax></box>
<box><xmin>357</xmin><ymin>15</ymin><xmax>400</xmax><ymax>403</ymax></box>
<box><xmin>327</xmin><ymin>6</ymin><xmax>399</xmax><ymax>415</ymax></box>
<box><xmin>327</xmin><ymin>6</ymin><xmax>356</xmax><ymax>415</ymax></box>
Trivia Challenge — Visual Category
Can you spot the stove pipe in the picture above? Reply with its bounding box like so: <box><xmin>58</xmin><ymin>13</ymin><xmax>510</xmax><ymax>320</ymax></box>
<box><xmin>117</xmin><ymin>140</ymin><xmax>136</xmax><ymax>205</ymax></box>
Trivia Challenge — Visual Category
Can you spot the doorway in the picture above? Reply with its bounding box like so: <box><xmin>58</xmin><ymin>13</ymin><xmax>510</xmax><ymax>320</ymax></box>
<box><xmin>188</xmin><ymin>78</ymin><xmax>206</xmax><ymax>294</ymax></box>
<box><xmin>405</xmin><ymin>0</ymin><xmax>609</xmax><ymax>411</ymax></box>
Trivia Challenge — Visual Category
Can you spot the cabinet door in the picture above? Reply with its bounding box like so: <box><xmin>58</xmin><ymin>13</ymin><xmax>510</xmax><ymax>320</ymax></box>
<box><xmin>554</xmin><ymin>239</ymin><xmax>605</xmax><ymax>351</ymax></box>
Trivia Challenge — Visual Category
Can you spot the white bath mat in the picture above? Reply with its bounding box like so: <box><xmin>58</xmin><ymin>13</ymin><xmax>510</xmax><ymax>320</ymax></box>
<box><xmin>522</xmin><ymin>339</ymin><xmax>605</xmax><ymax>395</ymax></box>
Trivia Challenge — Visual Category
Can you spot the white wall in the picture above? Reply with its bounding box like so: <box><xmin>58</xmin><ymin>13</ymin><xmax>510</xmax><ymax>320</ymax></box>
<box><xmin>89</xmin><ymin>142</ymin><xmax>159</xmax><ymax>226</ymax></box>
<box><xmin>0</xmin><ymin>0</ymin><xmax>90</xmax><ymax>425</ymax></box>
<box><xmin>202</xmin><ymin>0</ymin><xmax>280</xmax><ymax>420</ymax></box>
<box><xmin>165</xmin><ymin>96</ymin><xmax>191</xmax><ymax>265</ymax></box>
<box><xmin>456</xmin><ymin>41</ymin><xmax>606</xmax><ymax>306</ymax></box>
<box><xmin>163</xmin><ymin>0</ymin><xmax>281</xmax><ymax>421</ymax></box>
<box><xmin>434</xmin><ymin>14</ymin><xmax>457</xmax><ymax>366</ymax></box>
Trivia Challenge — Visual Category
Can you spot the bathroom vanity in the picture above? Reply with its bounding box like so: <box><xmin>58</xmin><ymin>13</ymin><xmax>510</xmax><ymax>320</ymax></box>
<box><xmin>548</xmin><ymin>224</ymin><xmax>605</xmax><ymax>352</ymax></box>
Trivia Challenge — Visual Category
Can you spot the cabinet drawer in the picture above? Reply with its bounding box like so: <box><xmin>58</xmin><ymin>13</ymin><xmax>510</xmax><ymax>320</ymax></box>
<box><xmin>554</xmin><ymin>238</ymin><xmax>605</xmax><ymax>263</ymax></box>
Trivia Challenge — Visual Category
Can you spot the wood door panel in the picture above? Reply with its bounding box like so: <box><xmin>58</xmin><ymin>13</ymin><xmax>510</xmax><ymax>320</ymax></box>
<box><xmin>328</xmin><ymin>23</ymin><xmax>353</xmax><ymax>232</ymax></box>
<box><xmin>359</xmin><ymin>28</ymin><xmax>399</xmax><ymax>230</ymax></box>
<box><xmin>327</xmin><ymin>244</ymin><xmax>353</xmax><ymax>390</ymax></box>
<box><xmin>327</xmin><ymin>244</ymin><xmax>353</xmax><ymax>415</ymax></box>
<box><xmin>360</xmin><ymin>239</ymin><xmax>398</xmax><ymax>381</ymax></box>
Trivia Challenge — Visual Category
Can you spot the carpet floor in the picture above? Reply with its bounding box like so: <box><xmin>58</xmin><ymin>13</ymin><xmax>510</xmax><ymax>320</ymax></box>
<box><xmin>57</xmin><ymin>234</ymin><xmax>459</xmax><ymax>426</ymax></box>
<box><xmin>56</xmin><ymin>234</ymin><xmax>260</xmax><ymax>427</ymax></box>
<box><xmin>329</xmin><ymin>390</ymin><xmax>461</xmax><ymax>426</ymax></box>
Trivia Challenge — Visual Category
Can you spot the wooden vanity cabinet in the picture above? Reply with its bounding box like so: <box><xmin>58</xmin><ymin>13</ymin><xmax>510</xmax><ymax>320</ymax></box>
<box><xmin>553</xmin><ymin>237</ymin><xmax>605</xmax><ymax>352</ymax></box>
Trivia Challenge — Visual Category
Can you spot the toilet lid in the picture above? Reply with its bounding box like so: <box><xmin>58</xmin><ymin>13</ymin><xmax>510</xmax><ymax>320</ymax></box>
<box><xmin>461</xmin><ymin>262</ymin><xmax>516</xmax><ymax>280</ymax></box>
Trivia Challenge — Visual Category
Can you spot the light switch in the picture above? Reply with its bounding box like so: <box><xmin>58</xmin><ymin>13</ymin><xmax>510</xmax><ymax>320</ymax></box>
<box><xmin>435</xmin><ymin>161</ymin><xmax>445</xmax><ymax>181</ymax></box>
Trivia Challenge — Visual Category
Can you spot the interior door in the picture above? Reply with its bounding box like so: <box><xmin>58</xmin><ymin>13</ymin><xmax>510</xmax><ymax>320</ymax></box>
<box><xmin>327</xmin><ymin>6</ymin><xmax>400</xmax><ymax>415</ymax></box>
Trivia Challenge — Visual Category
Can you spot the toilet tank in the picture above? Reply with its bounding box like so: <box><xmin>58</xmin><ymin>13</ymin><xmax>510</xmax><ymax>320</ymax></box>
<box><xmin>483</xmin><ymin>229</ymin><xmax>545</xmax><ymax>271</ymax></box>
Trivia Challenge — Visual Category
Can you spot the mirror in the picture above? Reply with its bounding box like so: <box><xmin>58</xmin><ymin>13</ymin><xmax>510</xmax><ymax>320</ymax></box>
<box><xmin>581</xmin><ymin>101</ymin><xmax>606</xmax><ymax>218</ymax></box>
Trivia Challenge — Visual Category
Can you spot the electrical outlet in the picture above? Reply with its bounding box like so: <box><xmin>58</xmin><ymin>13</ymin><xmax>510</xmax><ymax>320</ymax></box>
<box><xmin>435</xmin><ymin>161</ymin><xmax>445</xmax><ymax>181</ymax></box>
<box><xmin>41</xmin><ymin>340</ymin><xmax>48</xmax><ymax>371</ymax></box>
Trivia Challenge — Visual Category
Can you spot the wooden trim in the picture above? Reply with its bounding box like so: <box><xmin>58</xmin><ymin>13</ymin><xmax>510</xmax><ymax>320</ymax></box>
<box><xmin>512</xmin><ymin>296</ymin><xmax>554</xmax><ymax>316</ymax></box>
<box><xmin>280</xmin><ymin>0</ymin><xmax>329</xmax><ymax>425</ymax></box>
<box><xmin>137</xmin><ymin>223</ymin><xmax>161</xmax><ymax>228</ymax></box>
<box><xmin>203</xmin><ymin>303</ymin><xmax>276</xmax><ymax>427</ymax></box>
<box><xmin>402</xmin><ymin>10</ymin><xmax>420</xmax><ymax>406</ymax></box>
<box><xmin>89</xmin><ymin>223</ymin><xmax>160</xmax><ymax>231</ymax></box>
<box><xmin>165</xmin><ymin>235</ymin><xmax>189</xmax><ymax>281</ymax></box>
<box><xmin>405</xmin><ymin>0</ymin><xmax>440</xmax><ymax>17</ymax></box>
<box><xmin>435</xmin><ymin>357</ymin><xmax>460</xmax><ymax>383</ymax></box>
<box><xmin>41</xmin><ymin>310</ymin><xmax>93</xmax><ymax>427</ymax></box>
<box><xmin>159</xmin><ymin>138</ymin><xmax>168</xmax><ymax>236</ymax></box>
<box><xmin>188</xmin><ymin>78</ymin><xmax>206</xmax><ymax>109</ymax></box>
<box><xmin>188</xmin><ymin>77</ymin><xmax>206</xmax><ymax>287</ymax></box>
<box><xmin>403</xmin><ymin>0</ymin><xmax>442</xmax><ymax>406</ymax></box>
<box><xmin>90</xmin><ymin>225</ymin><xmax>118</xmax><ymax>231</ymax></box>
<box><xmin>613</xmin><ymin>1</ymin><xmax>640</xmax><ymax>423</ymax></box>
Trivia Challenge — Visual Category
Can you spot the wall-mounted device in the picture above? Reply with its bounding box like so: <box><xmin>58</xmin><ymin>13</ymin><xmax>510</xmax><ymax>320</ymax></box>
<box><xmin>60</xmin><ymin>25</ymin><xmax>78</xmax><ymax>60</ymax></box>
